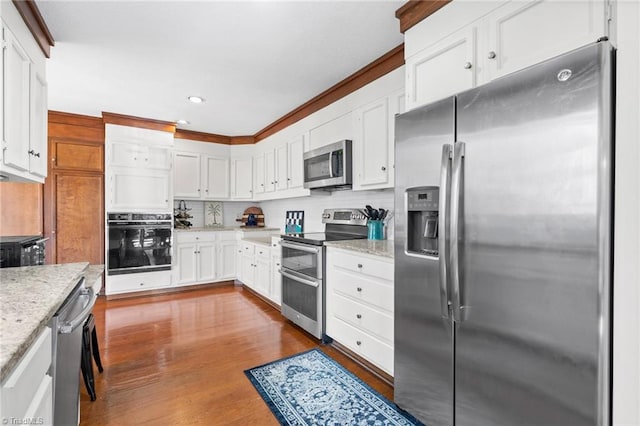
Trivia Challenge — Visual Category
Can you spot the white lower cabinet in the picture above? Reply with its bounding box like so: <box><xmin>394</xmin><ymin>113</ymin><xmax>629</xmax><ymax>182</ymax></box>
<box><xmin>326</xmin><ymin>247</ymin><xmax>394</xmax><ymax>376</ymax></box>
<box><xmin>270</xmin><ymin>236</ymin><xmax>282</xmax><ymax>305</ymax></box>
<box><xmin>175</xmin><ymin>231</ymin><xmax>237</xmax><ymax>286</ymax></box>
<box><xmin>0</xmin><ymin>327</ymin><xmax>53</xmax><ymax>425</ymax></box>
<box><xmin>238</xmin><ymin>237</ymin><xmax>282</xmax><ymax>306</ymax></box>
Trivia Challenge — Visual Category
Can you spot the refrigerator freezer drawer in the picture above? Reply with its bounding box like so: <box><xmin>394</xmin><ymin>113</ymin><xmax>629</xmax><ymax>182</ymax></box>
<box><xmin>330</xmin><ymin>268</ymin><xmax>393</xmax><ymax>312</ymax></box>
<box><xmin>330</xmin><ymin>291</ymin><xmax>394</xmax><ymax>344</ymax></box>
<box><xmin>326</xmin><ymin>315</ymin><xmax>394</xmax><ymax>376</ymax></box>
<box><xmin>329</xmin><ymin>250</ymin><xmax>394</xmax><ymax>282</ymax></box>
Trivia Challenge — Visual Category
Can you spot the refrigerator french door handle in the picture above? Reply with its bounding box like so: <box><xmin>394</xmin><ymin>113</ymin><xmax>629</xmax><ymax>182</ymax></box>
<box><xmin>438</xmin><ymin>144</ymin><xmax>453</xmax><ymax>319</ymax></box>
<box><xmin>450</xmin><ymin>142</ymin><xmax>465</xmax><ymax>322</ymax></box>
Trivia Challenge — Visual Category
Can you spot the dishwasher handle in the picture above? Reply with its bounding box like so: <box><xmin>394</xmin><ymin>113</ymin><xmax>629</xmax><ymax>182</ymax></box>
<box><xmin>60</xmin><ymin>287</ymin><xmax>96</xmax><ymax>334</ymax></box>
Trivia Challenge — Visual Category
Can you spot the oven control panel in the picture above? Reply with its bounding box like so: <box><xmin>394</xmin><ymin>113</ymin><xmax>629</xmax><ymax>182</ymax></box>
<box><xmin>322</xmin><ymin>209</ymin><xmax>368</xmax><ymax>226</ymax></box>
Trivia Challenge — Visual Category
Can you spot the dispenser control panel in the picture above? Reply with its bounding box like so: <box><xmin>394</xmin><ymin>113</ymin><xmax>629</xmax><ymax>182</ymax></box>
<box><xmin>406</xmin><ymin>186</ymin><xmax>440</xmax><ymax>257</ymax></box>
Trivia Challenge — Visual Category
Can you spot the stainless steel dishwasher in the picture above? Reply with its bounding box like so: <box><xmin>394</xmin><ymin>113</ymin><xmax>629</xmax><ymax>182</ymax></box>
<box><xmin>50</xmin><ymin>277</ymin><xmax>96</xmax><ymax>426</ymax></box>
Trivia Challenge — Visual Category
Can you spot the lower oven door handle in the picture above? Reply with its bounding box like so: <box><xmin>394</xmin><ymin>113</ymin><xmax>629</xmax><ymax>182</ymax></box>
<box><xmin>280</xmin><ymin>241</ymin><xmax>320</xmax><ymax>254</ymax></box>
<box><xmin>279</xmin><ymin>269</ymin><xmax>320</xmax><ymax>288</ymax></box>
<box><xmin>60</xmin><ymin>287</ymin><xmax>96</xmax><ymax>334</ymax></box>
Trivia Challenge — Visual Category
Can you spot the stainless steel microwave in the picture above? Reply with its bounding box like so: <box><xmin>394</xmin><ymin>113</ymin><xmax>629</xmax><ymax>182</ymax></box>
<box><xmin>303</xmin><ymin>140</ymin><xmax>352</xmax><ymax>190</ymax></box>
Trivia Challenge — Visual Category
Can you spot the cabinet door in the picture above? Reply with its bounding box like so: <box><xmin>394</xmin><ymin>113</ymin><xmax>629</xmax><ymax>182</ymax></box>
<box><xmin>254</xmin><ymin>257</ymin><xmax>271</xmax><ymax>297</ymax></box>
<box><xmin>177</xmin><ymin>243</ymin><xmax>198</xmax><ymax>284</ymax></box>
<box><xmin>203</xmin><ymin>156</ymin><xmax>229</xmax><ymax>199</ymax></box>
<box><xmin>174</xmin><ymin>152</ymin><xmax>201</xmax><ymax>198</ymax></box>
<box><xmin>197</xmin><ymin>242</ymin><xmax>217</xmax><ymax>283</ymax></box>
<box><xmin>236</xmin><ymin>246</ymin><xmax>245</xmax><ymax>282</ymax></box>
<box><xmin>485</xmin><ymin>0</ymin><xmax>606</xmax><ymax>81</ymax></box>
<box><xmin>241</xmin><ymin>255</ymin><xmax>255</xmax><ymax>287</ymax></box>
<box><xmin>29</xmin><ymin>69</ymin><xmax>47</xmax><ymax>178</ymax></box>
<box><xmin>2</xmin><ymin>26</ymin><xmax>31</xmax><ymax>172</ymax></box>
<box><xmin>253</xmin><ymin>154</ymin><xmax>265</xmax><ymax>194</ymax></box>
<box><xmin>145</xmin><ymin>146</ymin><xmax>171</xmax><ymax>170</ymax></box>
<box><xmin>231</xmin><ymin>157</ymin><xmax>253</xmax><ymax>199</ymax></box>
<box><xmin>110</xmin><ymin>143</ymin><xmax>143</xmax><ymax>168</ymax></box>
<box><xmin>109</xmin><ymin>171</ymin><xmax>170</xmax><ymax>211</ymax></box>
<box><xmin>275</xmin><ymin>145</ymin><xmax>288</xmax><ymax>191</ymax></box>
<box><xmin>287</xmin><ymin>136</ymin><xmax>304</xmax><ymax>189</ymax></box>
<box><xmin>353</xmin><ymin>97</ymin><xmax>390</xmax><ymax>190</ymax></box>
<box><xmin>218</xmin><ymin>240</ymin><xmax>237</xmax><ymax>280</ymax></box>
<box><xmin>406</xmin><ymin>26</ymin><xmax>477</xmax><ymax>110</ymax></box>
<box><xmin>271</xmin><ymin>254</ymin><xmax>282</xmax><ymax>305</ymax></box>
<box><xmin>264</xmin><ymin>150</ymin><xmax>276</xmax><ymax>193</ymax></box>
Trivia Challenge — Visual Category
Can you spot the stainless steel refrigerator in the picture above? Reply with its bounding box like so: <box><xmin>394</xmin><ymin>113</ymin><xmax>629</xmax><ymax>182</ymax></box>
<box><xmin>394</xmin><ymin>41</ymin><xmax>613</xmax><ymax>426</ymax></box>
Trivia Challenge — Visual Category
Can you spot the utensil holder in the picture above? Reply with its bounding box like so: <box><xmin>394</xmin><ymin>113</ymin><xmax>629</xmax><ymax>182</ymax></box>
<box><xmin>367</xmin><ymin>220</ymin><xmax>384</xmax><ymax>240</ymax></box>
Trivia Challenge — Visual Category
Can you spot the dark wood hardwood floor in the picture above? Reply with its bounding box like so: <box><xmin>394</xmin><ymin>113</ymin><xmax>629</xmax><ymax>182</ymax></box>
<box><xmin>81</xmin><ymin>284</ymin><xmax>393</xmax><ymax>425</ymax></box>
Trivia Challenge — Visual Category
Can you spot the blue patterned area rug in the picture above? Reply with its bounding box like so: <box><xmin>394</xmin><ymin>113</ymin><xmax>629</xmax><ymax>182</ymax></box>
<box><xmin>244</xmin><ymin>348</ymin><xmax>423</xmax><ymax>426</ymax></box>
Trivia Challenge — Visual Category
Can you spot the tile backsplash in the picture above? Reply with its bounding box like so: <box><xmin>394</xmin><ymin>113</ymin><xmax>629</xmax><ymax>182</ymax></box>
<box><xmin>173</xmin><ymin>188</ymin><xmax>395</xmax><ymax>239</ymax></box>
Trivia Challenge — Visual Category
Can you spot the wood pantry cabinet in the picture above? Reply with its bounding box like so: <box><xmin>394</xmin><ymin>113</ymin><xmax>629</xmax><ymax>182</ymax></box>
<box><xmin>175</xmin><ymin>231</ymin><xmax>237</xmax><ymax>286</ymax></box>
<box><xmin>44</xmin><ymin>112</ymin><xmax>105</xmax><ymax>266</ymax></box>
<box><xmin>325</xmin><ymin>247</ymin><xmax>394</xmax><ymax>376</ymax></box>
<box><xmin>1</xmin><ymin>2</ymin><xmax>48</xmax><ymax>183</ymax></box>
<box><xmin>404</xmin><ymin>0</ymin><xmax>609</xmax><ymax>110</ymax></box>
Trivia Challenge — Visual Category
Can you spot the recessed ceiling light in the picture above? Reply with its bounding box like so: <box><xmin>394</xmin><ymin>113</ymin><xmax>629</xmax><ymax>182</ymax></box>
<box><xmin>187</xmin><ymin>96</ymin><xmax>205</xmax><ymax>104</ymax></box>
<box><xmin>176</xmin><ymin>119</ymin><xmax>190</xmax><ymax>125</ymax></box>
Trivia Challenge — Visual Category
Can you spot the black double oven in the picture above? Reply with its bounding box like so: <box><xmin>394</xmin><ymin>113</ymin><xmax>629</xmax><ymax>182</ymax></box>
<box><xmin>107</xmin><ymin>213</ymin><xmax>172</xmax><ymax>275</ymax></box>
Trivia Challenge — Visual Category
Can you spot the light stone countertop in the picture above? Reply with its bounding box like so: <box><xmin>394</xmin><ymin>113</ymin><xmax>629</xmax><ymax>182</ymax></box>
<box><xmin>0</xmin><ymin>262</ymin><xmax>89</xmax><ymax>382</ymax></box>
<box><xmin>241</xmin><ymin>235</ymin><xmax>277</xmax><ymax>247</ymax></box>
<box><xmin>324</xmin><ymin>239</ymin><xmax>394</xmax><ymax>259</ymax></box>
<box><xmin>84</xmin><ymin>264</ymin><xmax>104</xmax><ymax>294</ymax></box>
<box><xmin>175</xmin><ymin>226</ymin><xmax>280</xmax><ymax>233</ymax></box>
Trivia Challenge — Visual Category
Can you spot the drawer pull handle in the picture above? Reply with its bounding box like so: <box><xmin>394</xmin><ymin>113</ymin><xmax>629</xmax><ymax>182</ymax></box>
<box><xmin>356</xmin><ymin>340</ymin><xmax>362</xmax><ymax>346</ymax></box>
<box><xmin>357</xmin><ymin>263</ymin><xmax>363</xmax><ymax>268</ymax></box>
<box><xmin>356</xmin><ymin>287</ymin><xmax>362</xmax><ymax>292</ymax></box>
<box><xmin>356</xmin><ymin>314</ymin><xmax>362</xmax><ymax>319</ymax></box>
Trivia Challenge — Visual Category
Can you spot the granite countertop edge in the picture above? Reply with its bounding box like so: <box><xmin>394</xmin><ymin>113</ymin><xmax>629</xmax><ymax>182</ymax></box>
<box><xmin>175</xmin><ymin>227</ymin><xmax>280</xmax><ymax>233</ymax></box>
<box><xmin>324</xmin><ymin>239</ymin><xmax>394</xmax><ymax>259</ymax></box>
<box><xmin>0</xmin><ymin>262</ymin><xmax>90</xmax><ymax>382</ymax></box>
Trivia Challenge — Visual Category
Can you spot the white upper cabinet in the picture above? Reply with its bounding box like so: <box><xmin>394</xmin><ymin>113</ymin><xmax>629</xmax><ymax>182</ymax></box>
<box><xmin>1</xmin><ymin>7</ymin><xmax>48</xmax><ymax>183</ymax></box>
<box><xmin>230</xmin><ymin>156</ymin><xmax>253</xmax><ymax>199</ymax></box>
<box><xmin>404</xmin><ymin>0</ymin><xmax>609</xmax><ymax>110</ymax></box>
<box><xmin>485</xmin><ymin>0</ymin><xmax>607</xmax><ymax>81</ymax></box>
<box><xmin>353</xmin><ymin>89</ymin><xmax>404</xmax><ymax>191</ymax></box>
<box><xmin>287</xmin><ymin>136</ymin><xmax>304</xmax><ymax>189</ymax></box>
<box><xmin>275</xmin><ymin>144</ymin><xmax>288</xmax><ymax>191</ymax></box>
<box><xmin>174</xmin><ymin>151</ymin><xmax>230</xmax><ymax>200</ymax></box>
<box><xmin>174</xmin><ymin>152</ymin><xmax>201</xmax><ymax>198</ymax></box>
<box><xmin>111</xmin><ymin>143</ymin><xmax>171</xmax><ymax>170</ymax></box>
<box><xmin>406</xmin><ymin>26</ymin><xmax>477</xmax><ymax>110</ymax></box>
<box><xmin>203</xmin><ymin>155</ymin><xmax>229</xmax><ymax>199</ymax></box>
<box><xmin>253</xmin><ymin>153</ymin><xmax>265</xmax><ymax>195</ymax></box>
<box><xmin>264</xmin><ymin>150</ymin><xmax>276</xmax><ymax>193</ymax></box>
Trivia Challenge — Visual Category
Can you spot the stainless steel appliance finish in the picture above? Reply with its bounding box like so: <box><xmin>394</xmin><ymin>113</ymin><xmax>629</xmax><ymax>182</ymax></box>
<box><xmin>394</xmin><ymin>42</ymin><xmax>613</xmax><ymax>426</ymax></box>
<box><xmin>0</xmin><ymin>235</ymin><xmax>47</xmax><ymax>268</ymax></box>
<box><xmin>303</xmin><ymin>140</ymin><xmax>352</xmax><ymax>190</ymax></box>
<box><xmin>50</xmin><ymin>277</ymin><xmax>97</xmax><ymax>426</ymax></box>
<box><xmin>280</xmin><ymin>208</ymin><xmax>367</xmax><ymax>339</ymax></box>
<box><xmin>107</xmin><ymin>212</ymin><xmax>172</xmax><ymax>275</ymax></box>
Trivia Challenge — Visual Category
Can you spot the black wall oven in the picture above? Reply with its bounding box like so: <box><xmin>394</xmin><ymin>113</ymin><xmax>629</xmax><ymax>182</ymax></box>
<box><xmin>107</xmin><ymin>213</ymin><xmax>172</xmax><ymax>275</ymax></box>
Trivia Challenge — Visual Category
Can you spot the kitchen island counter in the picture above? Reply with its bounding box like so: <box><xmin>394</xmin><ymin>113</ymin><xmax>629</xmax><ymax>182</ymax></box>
<box><xmin>0</xmin><ymin>262</ymin><xmax>89</xmax><ymax>382</ymax></box>
<box><xmin>324</xmin><ymin>239</ymin><xmax>394</xmax><ymax>259</ymax></box>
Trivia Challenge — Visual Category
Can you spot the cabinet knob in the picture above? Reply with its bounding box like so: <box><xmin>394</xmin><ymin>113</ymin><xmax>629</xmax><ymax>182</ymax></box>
<box><xmin>205</xmin><ymin>189</ymin><xmax>209</xmax><ymax>192</ymax></box>
<box><xmin>261</xmin><ymin>184</ymin><xmax>264</xmax><ymax>187</ymax></box>
<box><xmin>356</xmin><ymin>314</ymin><xmax>362</xmax><ymax>319</ymax></box>
<box><xmin>356</xmin><ymin>340</ymin><xmax>362</xmax><ymax>346</ymax></box>
<box><xmin>488</xmin><ymin>51</ymin><xmax>497</xmax><ymax>59</ymax></box>
<box><xmin>464</xmin><ymin>61</ymin><xmax>473</xmax><ymax>69</ymax></box>
<box><xmin>35</xmin><ymin>152</ymin><xmax>40</xmax><ymax>158</ymax></box>
<box><xmin>357</xmin><ymin>263</ymin><xmax>363</xmax><ymax>268</ymax></box>
<box><xmin>381</xmin><ymin>166</ymin><xmax>386</xmax><ymax>171</ymax></box>
<box><xmin>357</xmin><ymin>287</ymin><xmax>362</xmax><ymax>292</ymax></box>
<box><xmin>197</xmin><ymin>189</ymin><xmax>201</xmax><ymax>192</ymax></box>
<box><xmin>28</xmin><ymin>149</ymin><xmax>35</xmax><ymax>155</ymax></box>
<box><xmin>134</xmin><ymin>157</ymin><xmax>137</xmax><ymax>160</ymax></box>
<box><xmin>276</xmin><ymin>263</ymin><xmax>280</xmax><ymax>266</ymax></box>
<box><xmin>140</xmin><ymin>282</ymin><xmax>144</xmax><ymax>286</ymax></box>
<box><xmin>287</xmin><ymin>178</ymin><xmax>291</xmax><ymax>181</ymax></box>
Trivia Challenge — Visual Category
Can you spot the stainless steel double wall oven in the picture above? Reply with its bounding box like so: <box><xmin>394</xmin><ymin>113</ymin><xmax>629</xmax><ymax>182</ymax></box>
<box><xmin>280</xmin><ymin>209</ymin><xmax>367</xmax><ymax>339</ymax></box>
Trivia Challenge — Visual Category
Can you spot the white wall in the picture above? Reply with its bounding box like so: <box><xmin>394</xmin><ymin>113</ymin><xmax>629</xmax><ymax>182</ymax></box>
<box><xmin>612</xmin><ymin>1</ymin><xmax>640</xmax><ymax>424</ymax></box>
<box><xmin>172</xmin><ymin>199</ymin><xmax>255</xmax><ymax>228</ymax></box>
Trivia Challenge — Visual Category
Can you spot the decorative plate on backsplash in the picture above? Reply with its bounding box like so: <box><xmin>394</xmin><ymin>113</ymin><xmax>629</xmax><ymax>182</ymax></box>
<box><xmin>204</xmin><ymin>202</ymin><xmax>223</xmax><ymax>227</ymax></box>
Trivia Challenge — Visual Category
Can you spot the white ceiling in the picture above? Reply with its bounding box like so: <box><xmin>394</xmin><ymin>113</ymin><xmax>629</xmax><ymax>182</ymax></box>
<box><xmin>36</xmin><ymin>1</ymin><xmax>405</xmax><ymax>136</ymax></box>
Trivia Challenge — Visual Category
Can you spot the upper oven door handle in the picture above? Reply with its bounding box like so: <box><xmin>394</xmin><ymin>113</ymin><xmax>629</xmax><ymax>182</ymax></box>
<box><xmin>280</xmin><ymin>241</ymin><xmax>320</xmax><ymax>254</ymax></box>
<box><xmin>279</xmin><ymin>268</ymin><xmax>320</xmax><ymax>288</ymax></box>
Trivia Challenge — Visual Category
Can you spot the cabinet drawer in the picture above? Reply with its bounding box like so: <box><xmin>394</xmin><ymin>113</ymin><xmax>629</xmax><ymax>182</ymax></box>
<box><xmin>326</xmin><ymin>316</ymin><xmax>393</xmax><ymax>375</ymax></box>
<box><xmin>330</xmin><ymin>250</ymin><xmax>393</xmax><ymax>282</ymax></box>
<box><xmin>24</xmin><ymin>374</ymin><xmax>52</xmax><ymax>422</ymax></box>
<box><xmin>217</xmin><ymin>231</ymin><xmax>237</xmax><ymax>242</ymax></box>
<box><xmin>1</xmin><ymin>327</ymin><xmax>52</xmax><ymax>420</ymax></box>
<box><xmin>106</xmin><ymin>270</ymin><xmax>171</xmax><ymax>294</ymax></box>
<box><xmin>241</xmin><ymin>242</ymin><xmax>255</xmax><ymax>255</ymax></box>
<box><xmin>175</xmin><ymin>232</ymin><xmax>216</xmax><ymax>244</ymax></box>
<box><xmin>331</xmin><ymin>268</ymin><xmax>393</xmax><ymax>312</ymax></box>
<box><xmin>255</xmin><ymin>245</ymin><xmax>270</xmax><ymax>260</ymax></box>
<box><xmin>331</xmin><ymin>292</ymin><xmax>393</xmax><ymax>343</ymax></box>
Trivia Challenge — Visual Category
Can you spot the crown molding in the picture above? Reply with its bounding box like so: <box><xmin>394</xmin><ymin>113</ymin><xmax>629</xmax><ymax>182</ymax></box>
<box><xmin>395</xmin><ymin>0</ymin><xmax>451</xmax><ymax>34</ymax></box>
<box><xmin>174</xmin><ymin>129</ymin><xmax>231</xmax><ymax>144</ymax></box>
<box><xmin>12</xmin><ymin>0</ymin><xmax>55</xmax><ymax>58</ymax></box>
<box><xmin>48</xmin><ymin>111</ymin><xmax>103</xmax><ymax>128</ymax></box>
<box><xmin>102</xmin><ymin>112</ymin><xmax>176</xmax><ymax>133</ymax></box>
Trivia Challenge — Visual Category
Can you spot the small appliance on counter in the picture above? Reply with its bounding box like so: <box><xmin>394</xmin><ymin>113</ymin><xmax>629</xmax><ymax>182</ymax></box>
<box><xmin>0</xmin><ymin>235</ymin><xmax>47</xmax><ymax>268</ymax></box>
<box><xmin>236</xmin><ymin>207</ymin><xmax>264</xmax><ymax>227</ymax></box>
<box><xmin>174</xmin><ymin>200</ymin><xmax>193</xmax><ymax>229</ymax></box>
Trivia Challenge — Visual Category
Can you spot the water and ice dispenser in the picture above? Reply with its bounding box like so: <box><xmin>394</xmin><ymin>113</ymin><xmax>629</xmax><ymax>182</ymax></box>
<box><xmin>406</xmin><ymin>186</ymin><xmax>440</xmax><ymax>257</ymax></box>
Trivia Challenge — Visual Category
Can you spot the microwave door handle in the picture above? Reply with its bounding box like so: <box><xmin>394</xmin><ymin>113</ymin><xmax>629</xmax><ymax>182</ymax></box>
<box><xmin>279</xmin><ymin>269</ymin><xmax>320</xmax><ymax>288</ymax></box>
<box><xmin>328</xmin><ymin>151</ymin><xmax>334</xmax><ymax>178</ymax></box>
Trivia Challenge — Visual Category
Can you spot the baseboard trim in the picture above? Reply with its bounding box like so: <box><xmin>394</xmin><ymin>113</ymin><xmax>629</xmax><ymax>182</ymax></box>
<box><xmin>239</xmin><ymin>283</ymin><xmax>281</xmax><ymax>311</ymax></box>
<box><xmin>105</xmin><ymin>280</ymin><xmax>235</xmax><ymax>300</ymax></box>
